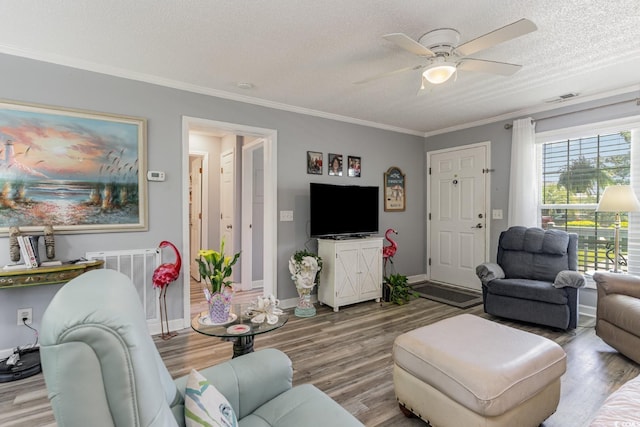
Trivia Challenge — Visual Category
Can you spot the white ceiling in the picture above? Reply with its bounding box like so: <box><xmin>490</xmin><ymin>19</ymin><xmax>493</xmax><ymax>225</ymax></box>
<box><xmin>1</xmin><ymin>0</ymin><xmax>639</xmax><ymax>136</ymax></box>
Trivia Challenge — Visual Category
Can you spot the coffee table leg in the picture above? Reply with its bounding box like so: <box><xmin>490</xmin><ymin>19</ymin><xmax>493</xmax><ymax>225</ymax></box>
<box><xmin>232</xmin><ymin>335</ymin><xmax>254</xmax><ymax>358</ymax></box>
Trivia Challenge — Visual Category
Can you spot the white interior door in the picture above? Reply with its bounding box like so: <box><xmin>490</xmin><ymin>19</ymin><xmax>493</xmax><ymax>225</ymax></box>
<box><xmin>429</xmin><ymin>144</ymin><xmax>488</xmax><ymax>290</ymax></box>
<box><xmin>220</xmin><ymin>150</ymin><xmax>235</xmax><ymax>256</ymax></box>
<box><xmin>241</xmin><ymin>139</ymin><xmax>265</xmax><ymax>291</ymax></box>
<box><xmin>189</xmin><ymin>155</ymin><xmax>203</xmax><ymax>280</ymax></box>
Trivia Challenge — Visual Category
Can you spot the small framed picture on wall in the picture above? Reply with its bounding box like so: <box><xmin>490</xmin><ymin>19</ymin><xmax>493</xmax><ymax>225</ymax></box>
<box><xmin>307</xmin><ymin>151</ymin><xmax>322</xmax><ymax>175</ymax></box>
<box><xmin>384</xmin><ymin>166</ymin><xmax>406</xmax><ymax>211</ymax></box>
<box><xmin>328</xmin><ymin>153</ymin><xmax>343</xmax><ymax>176</ymax></box>
<box><xmin>348</xmin><ymin>156</ymin><xmax>361</xmax><ymax>177</ymax></box>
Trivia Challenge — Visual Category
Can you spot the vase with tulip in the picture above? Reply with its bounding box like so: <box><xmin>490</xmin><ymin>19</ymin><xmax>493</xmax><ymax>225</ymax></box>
<box><xmin>196</xmin><ymin>239</ymin><xmax>241</xmax><ymax>324</ymax></box>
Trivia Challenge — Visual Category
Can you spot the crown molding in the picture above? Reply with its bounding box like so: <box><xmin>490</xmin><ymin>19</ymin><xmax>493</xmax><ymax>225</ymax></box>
<box><xmin>3</xmin><ymin>46</ymin><xmax>636</xmax><ymax>140</ymax></box>
<box><xmin>0</xmin><ymin>46</ymin><xmax>424</xmax><ymax>137</ymax></box>
<box><xmin>424</xmin><ymin>84</ymin><xmax>640</xmax><ymax>138</ymax></box>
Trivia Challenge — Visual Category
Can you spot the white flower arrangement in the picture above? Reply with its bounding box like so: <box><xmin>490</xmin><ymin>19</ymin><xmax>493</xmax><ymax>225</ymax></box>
<box><xmin>248</xmin><ymin>294</ymin><xmax>284</xmax><ymax>324</ymax></box>
<box><xmin>288</xmin><ymin>250</ymin><xmax>322</xmax><ymax>290</ymax></box>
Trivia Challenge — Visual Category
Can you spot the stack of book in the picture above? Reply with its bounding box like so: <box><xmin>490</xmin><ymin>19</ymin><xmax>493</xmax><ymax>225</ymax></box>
<box><xmin>17</xmin><ymin>236</ymin><xmax>40</xmax><ymax>268</ymax></box>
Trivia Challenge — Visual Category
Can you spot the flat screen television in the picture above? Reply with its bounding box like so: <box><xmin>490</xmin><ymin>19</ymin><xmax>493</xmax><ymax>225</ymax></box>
<box><xmin>310</xmin><ymin>183</ymin><xmax>379</xmax><ymax>238</ymax></box>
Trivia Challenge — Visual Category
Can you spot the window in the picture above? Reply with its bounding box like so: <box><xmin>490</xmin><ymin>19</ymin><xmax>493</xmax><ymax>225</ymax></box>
<box><xmin>539</xmin><ymin>132</ymin><xmax>631</xmax><ymax>273</ymax></box>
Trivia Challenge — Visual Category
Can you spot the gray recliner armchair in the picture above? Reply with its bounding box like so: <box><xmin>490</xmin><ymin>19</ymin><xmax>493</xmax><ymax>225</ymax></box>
<box><xmin>476</xmin><ymin>226</ymin><xmax>585</xmax><ymax>330</ymax></box>
<box><xmin>40</xmin><ymin>269</ymin><xmax>363</xmax><ymax>427</ymax></box>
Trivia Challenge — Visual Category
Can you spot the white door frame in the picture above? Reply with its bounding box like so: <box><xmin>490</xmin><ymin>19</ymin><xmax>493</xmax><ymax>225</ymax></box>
<box><xmin>219</xmin><ymin>148</ymin><xmax>235</xmax><ymax>259</ymax></box>
<box><xmin>241</xmin><ymin>138</ymin><xmax>265</xmax><ymax>291</ymax></box>
<box><xmin>426</xmin><ymin>141</ymin><xmax>491</xmax><ymax>281</ymax></box>
<box><xmin>181</xmin><ymin>117</ymin><xmax>277</xmax><ymax>328</ymax></box>
<box><xmin>188</xmin><ymin>151</ymin><xmax>209</xmax><ymax>279</ymax></box>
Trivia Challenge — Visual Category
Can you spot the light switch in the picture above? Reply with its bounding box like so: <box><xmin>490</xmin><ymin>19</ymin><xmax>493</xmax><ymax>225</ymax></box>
<box><xmin>492</xmin><ymin>209</ymin><xmax>503</xmax><ymax>219</ymax></box>
<box><xmin>280</xmin><ymin>210</ymin><xmax>294</xmax><ymax>222</ymax></box>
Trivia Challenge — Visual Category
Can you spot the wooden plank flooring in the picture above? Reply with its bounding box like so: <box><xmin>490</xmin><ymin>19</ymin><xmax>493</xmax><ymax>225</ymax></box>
<box><xmin>1</xmin><ymin>294</ymin><xmax>639</xmax><ymax>426</ymax></box>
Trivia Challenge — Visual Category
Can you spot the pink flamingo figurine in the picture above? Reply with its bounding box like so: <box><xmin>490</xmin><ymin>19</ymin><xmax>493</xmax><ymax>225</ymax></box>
<box><xmin>152</xmin><ymin>240</ymin><xmax>181</xmax><ymax>340</ymax></box>
<box><xmin>383</xmin><ymin>228</ymin><xmax>398</xmax><ymax>274</ymax></box>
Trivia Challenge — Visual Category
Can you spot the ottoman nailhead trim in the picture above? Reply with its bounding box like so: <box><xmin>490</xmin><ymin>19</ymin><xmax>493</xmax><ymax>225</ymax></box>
<box><xmin>398</xmin><ymin>399</ymin><xmax>426</xmax><ymax>422</ymax></box>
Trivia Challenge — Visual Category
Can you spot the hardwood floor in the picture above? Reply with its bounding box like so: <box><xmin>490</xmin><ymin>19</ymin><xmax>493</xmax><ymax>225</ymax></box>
<box><xmin>1</xmin><ymin>294</ymin><xmax>638</xmax><ymax>426</ymax></box>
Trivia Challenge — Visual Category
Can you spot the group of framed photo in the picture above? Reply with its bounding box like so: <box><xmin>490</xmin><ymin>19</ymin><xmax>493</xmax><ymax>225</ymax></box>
<box><xmin>307</xmin><ymin>151</ymin><xmax>361</xmax><ymax>177</ymax></box>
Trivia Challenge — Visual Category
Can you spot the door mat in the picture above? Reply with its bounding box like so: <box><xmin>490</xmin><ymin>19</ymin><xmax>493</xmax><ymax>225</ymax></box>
<box><xmin>411</xmin><ymin>282</ymin><xmax>483</xmax><ymax>309</ymax></box>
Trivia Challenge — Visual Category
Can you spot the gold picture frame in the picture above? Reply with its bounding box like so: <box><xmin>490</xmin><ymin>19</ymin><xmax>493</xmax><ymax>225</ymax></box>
<box><xmin>0</xmin><ymin>99</ymin><xmax>147</xmax><ymax>234</ymax></box>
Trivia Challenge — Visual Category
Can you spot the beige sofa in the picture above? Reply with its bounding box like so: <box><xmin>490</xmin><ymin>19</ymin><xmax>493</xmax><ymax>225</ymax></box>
<box><xmin>593</xmin><ymin>272</ymin><xmax>640</xmax><ymax>364</ymax></box>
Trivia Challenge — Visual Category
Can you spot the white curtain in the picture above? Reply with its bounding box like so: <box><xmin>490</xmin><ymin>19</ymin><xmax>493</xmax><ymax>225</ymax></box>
<box><xmin>627</xmin><ymin>128</ymin><xmax>640</xmax><ymax>276</ymax></box>
<box><xmin>508</xmin><ymin>118</ymin><xmax>538</xmax><ymax>227</ymax></box>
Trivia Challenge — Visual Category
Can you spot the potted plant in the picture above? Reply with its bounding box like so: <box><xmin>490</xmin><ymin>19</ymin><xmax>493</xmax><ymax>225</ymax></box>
<box><xmin>384</xmin><ymin>273</ymin><xmax>418</xmax><ymax>305</ymax></box>
<box><xmin>289</xmin><ymin>249</ymin><xmax>322</xmax><ymax>317</ymax></box>
<box><xmin>195</xmin><ymin>239</ymin><xmax>241</xmax><ymax>323</ymax></box>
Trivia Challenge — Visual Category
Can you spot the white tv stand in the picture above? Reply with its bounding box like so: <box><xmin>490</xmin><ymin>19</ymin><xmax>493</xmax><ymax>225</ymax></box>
<box><xmin>317</xmin><ymin>237</ymin><xmax>383</xmax><ymax>312</ymax></box>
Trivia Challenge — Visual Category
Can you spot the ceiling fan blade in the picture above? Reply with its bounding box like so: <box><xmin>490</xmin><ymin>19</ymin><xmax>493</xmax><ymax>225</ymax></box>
<box><xmin>455</xmin><ymin>18</ymin><xmax>537</xmax><ymax>57</ymax></box>
<box><xmin>457</xmin><ymin>58</ymin><xmax>522</xmax><ymax>76</ymax></box>
<box><xmin>383</xmin><ymin>33</ymin><xmax>435</xmax><ymax>57</ymax></box>
<box><xmin>354</xmin><ymin>64</ymin><xmax>425</xmax><ymax>84</ymax></box>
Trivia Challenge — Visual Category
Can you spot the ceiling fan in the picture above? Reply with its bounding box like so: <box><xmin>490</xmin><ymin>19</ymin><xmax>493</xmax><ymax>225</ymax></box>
<box><xmin>356</xmin><ymin>18</ymin><xmax>537</xmax><ymax>89</ymax></box>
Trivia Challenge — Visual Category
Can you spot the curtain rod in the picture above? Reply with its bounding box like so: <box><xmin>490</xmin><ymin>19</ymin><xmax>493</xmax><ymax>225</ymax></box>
<box><xmin>504</xmin><ymin>97</ymin><xmax>640</xmax><ymax>130</ymax></box>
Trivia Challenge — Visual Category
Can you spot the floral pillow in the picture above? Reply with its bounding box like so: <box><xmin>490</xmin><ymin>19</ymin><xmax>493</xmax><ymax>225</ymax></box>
<box><xmin>184</xmin><ymin>369</ymin><xmax>238</xmax><ymax>427</ymax></box>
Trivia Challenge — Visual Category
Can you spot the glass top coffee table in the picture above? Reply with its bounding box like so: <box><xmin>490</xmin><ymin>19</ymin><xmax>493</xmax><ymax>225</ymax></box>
<box><xmin>191</xmin><ymin>303</ymin><xmax>288</xmax><ymax>358</ymax></box>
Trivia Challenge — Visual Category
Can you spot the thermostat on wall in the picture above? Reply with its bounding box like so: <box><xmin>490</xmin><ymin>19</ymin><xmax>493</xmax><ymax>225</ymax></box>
<box><xmin>147</xmin><ymin>171</ymin><xmax>165</xmax><ymax>181</ymax></box>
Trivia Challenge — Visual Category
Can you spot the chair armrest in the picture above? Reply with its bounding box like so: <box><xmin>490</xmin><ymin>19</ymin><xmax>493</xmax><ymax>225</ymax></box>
<box><xmin>174</xmin><ymin>348</ymin><xmax>293</xmax><ymax>419</ymax></box>
<box><xmin>476</xmin><ymin>262</ymin><xmax>505</xmax><ymax>285</ymax></box>
<box><xmin>553</xmin><ymin>270</ymin><xmax>585</xmax><ymax>288</ymax></box>
<box><xmin>593</xmin><ymin>272</ymin><xmax>640</xmax><ymax>299</ymax></box>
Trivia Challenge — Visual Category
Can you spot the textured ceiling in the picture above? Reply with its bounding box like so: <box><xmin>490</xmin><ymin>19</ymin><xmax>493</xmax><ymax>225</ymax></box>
<box><xmin>1</xmin><ymin>0</ymin><xmax>639</xmax><ymax>135</ymax></box>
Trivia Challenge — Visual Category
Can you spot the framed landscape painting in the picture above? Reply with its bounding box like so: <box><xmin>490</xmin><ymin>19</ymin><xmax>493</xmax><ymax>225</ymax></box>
<box><xmin>0</xmin><ymin>100</ymin><xmax>147</xmax><ymax>234</ymax></box>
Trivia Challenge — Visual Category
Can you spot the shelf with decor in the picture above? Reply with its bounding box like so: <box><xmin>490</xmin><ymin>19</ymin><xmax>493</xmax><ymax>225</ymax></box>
<box><xmin>0</xmin><ymin>260</ymin><xmax>104</xmax><ymax>289</ymax></box>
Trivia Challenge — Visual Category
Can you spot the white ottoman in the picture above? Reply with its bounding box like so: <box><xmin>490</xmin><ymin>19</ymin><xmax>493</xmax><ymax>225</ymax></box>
<box><xmin>393</xmin><ymin>314</ymin><xmax>566</xmax><ymax>427</ymax></box>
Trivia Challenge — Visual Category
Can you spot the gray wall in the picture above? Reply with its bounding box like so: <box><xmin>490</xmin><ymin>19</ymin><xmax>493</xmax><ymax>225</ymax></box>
<box><xmin>425</xmin><ymin>91</ymin><xmax>640</xmax><ymax>309</ymax></box>
<box><xmin>3</xmin><ymin>51</ymin><xmax>633</xmax><ymax>350</ymax></box>
<box><xmin>0</xmin><ymin>53</ymin><xmax>424</xmax><ymax>351</ymax></box>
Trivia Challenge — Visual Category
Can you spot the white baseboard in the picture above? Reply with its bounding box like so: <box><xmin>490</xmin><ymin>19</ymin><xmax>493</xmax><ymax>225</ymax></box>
<box><xmin>407</xmin><ymin>274</ymin><xmax>428</xmax><ymax>284</ymax></box>
<box><xmin>279</xmin><ymin>294</ymin><xmax>318</xmax><ymax>310</ymax></box>
<box><xmin>0</xmin><ymin>347</ymin><xmax>14</xmax><ymax>359</ymax></box>
<box><xmin>5</xmin><ymin>296</ymin><xmax>595</xmax><ymax>357</ymax></box>
<box><xmin>579</xmin><ymin>304</ymin><xmax>596</xmax><ymax>319</ymax></box>
<box><xmin>147</xmin><ymin>318</ymin><xmax>186</xmax><ymax>336</ymax></box>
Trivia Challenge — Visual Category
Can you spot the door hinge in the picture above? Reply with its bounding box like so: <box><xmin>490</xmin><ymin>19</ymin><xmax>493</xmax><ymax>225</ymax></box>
<box><xmin>199</xmin><ymin>167</ymin><xmax>202</xmax><ymax>173</ymax></box>
<box><xmin>221</xmin><ymin>213</ymin><xmax>223</xmax><ymax>220</ymax></box>
<box><xmin>428</xmin><ymin>213</ymin><xmax>431</xmax><ymax>220</ymax></box>
<box><xmin>428</xmin><ymin>167</ymin><xmax>431</xmax><ymax>175</ymax></box>
<box><xmin>220</xmin><ymin>167</ymin><xmax>223</xmax><ymax>174</ymax></box>
<box><xmin>198</xmin><ymin>213</ymin><xmax>202</xmax><ymax>220</ymax></box>
<box><xmin>428</xmin><ymin>258</ymin><xmax>431</xmax><ymax>266</ymax></box>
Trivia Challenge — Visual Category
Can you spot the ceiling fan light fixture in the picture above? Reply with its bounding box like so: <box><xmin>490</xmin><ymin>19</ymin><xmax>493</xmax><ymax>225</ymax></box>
<box><xmin>423</xmin><ymin>62</ymin><xmax>456</xmax><ymax>84</ymax></box>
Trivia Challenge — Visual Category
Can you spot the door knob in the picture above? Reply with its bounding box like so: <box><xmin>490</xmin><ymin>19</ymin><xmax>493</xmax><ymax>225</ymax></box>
<box><xmin>226</xmin><ymin>225</ymin><xmax>232</xmax><ymax>229</ymax></box>
<box><xmin>472</xmin><ymin>223</ymin><xmax>483</xmax><ymax>229</ymax></box>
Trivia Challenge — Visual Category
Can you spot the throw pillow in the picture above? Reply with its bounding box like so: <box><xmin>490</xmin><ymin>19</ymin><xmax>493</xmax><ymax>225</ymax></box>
<box><xmin>184</xmin><ymin>369</ymin><xmax>238</xmax><ymax>427</ymax></box>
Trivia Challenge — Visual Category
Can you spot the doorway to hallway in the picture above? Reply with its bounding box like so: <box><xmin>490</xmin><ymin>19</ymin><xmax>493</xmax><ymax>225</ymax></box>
<box><xmin>181</xmin><ymin>117</ymin><xmax>277</xmax><ymax>329</ymax></box>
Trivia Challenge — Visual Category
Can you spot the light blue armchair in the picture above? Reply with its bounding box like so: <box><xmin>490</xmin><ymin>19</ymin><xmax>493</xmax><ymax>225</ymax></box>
<box><xmin>40</xmin><ymin>269</ymin><xmax>363</xmax><ymax>427</ymax></box>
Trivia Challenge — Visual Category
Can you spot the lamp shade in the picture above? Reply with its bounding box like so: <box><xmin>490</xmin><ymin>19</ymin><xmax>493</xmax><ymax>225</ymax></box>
<box><xmin>596</xmin><ymin>185</ymin><xmax>640</xmax><ymax>213</ymax></box>
<box><xmin>422</xmin><ymin>63</ymin><xmax>456</xmax><ymax>84</ymax></box>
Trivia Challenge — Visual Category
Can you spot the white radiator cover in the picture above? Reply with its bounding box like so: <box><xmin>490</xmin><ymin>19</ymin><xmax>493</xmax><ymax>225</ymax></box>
<box><xmin>85</xmin><ymin>248</ymin><xmax>161</xmax><ymax>329</ymax></box>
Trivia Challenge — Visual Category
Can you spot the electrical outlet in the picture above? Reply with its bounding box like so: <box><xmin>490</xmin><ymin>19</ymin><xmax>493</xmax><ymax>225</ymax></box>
<box><xmin>17</xmin><ymin>308</ymin><xmax>32</xmax><ymax>326</ymax></box>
